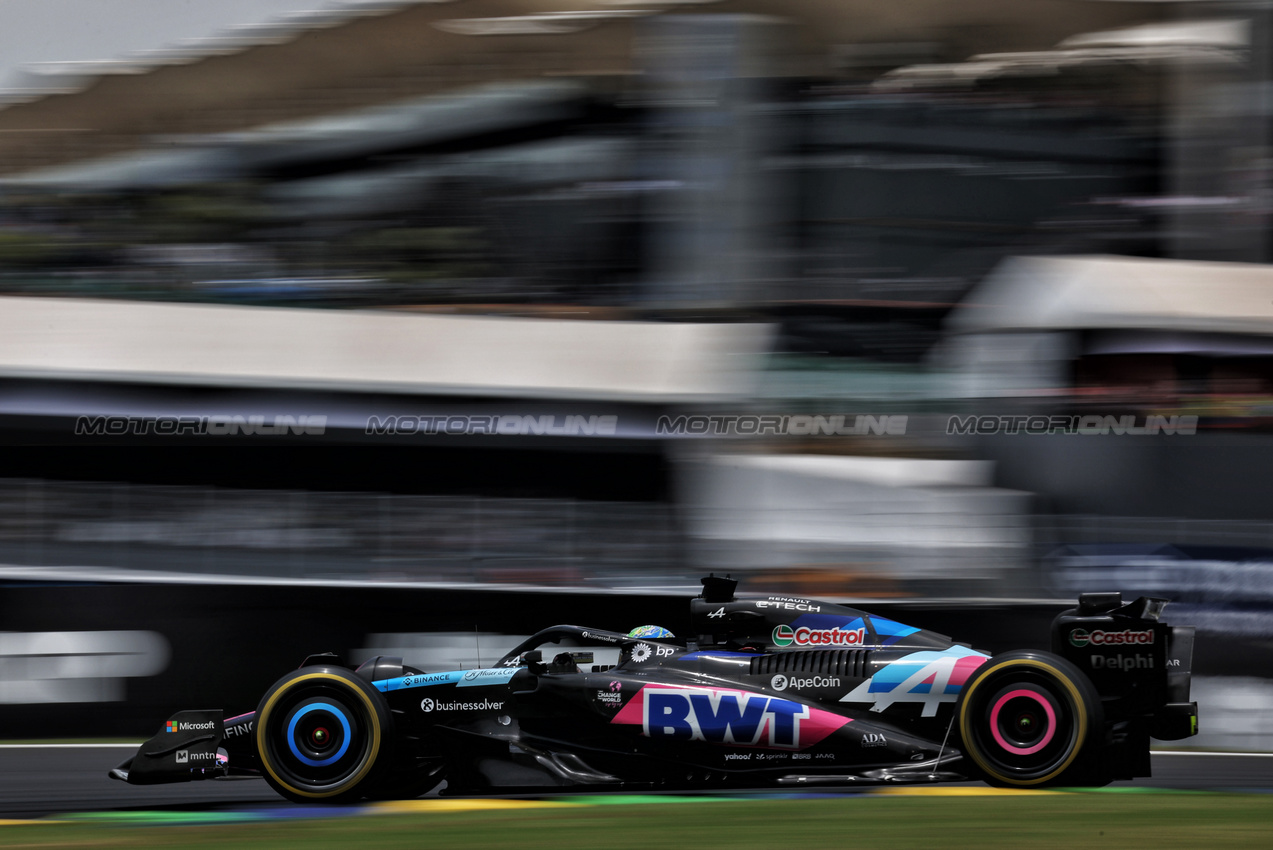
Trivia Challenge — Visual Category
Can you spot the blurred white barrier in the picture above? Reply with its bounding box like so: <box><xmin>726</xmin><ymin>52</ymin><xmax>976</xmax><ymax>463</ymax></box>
<box><xmin>0</xmin><ymin>296</ymin><xmax>772</xmax><ymax>402</ymax></box>
<box><xmin>678</xmin><ymin>453</ymin><xmax>1032</xmax><ymax>585</ymax></box>
<box><xmin>1182</xmin><ymin>677</ymin><xmax>1273</xmax><ymax>752</ymax></box>
<box><xmin>0</xmin><ymin>630</ymin><xmax>169</xmax><ymax>704</ymax></box>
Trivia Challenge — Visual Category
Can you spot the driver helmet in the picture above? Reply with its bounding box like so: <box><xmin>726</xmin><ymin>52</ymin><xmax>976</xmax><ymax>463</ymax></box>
<box><xmin>627</xmin><ymin>625</ymin><xmax>675</xmax><ymax>639</ymax></box>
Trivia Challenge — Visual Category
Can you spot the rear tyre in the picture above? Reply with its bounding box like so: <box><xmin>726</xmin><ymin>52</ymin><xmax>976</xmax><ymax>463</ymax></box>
<box><xmin>956</xmin><ymin>650</ymin><xmax>1102</xmax><ymax>787</ymax></box>
<box><xmin>255</xmin><ymin>666</ymin><xmax>391</xmax><ymax>803</ymax></box>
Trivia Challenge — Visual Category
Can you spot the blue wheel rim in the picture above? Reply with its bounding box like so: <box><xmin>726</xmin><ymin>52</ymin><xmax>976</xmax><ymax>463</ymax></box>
<box><xmin>286</xmin><ymin>702</ymin><xmax>352</xmax><ymax>767</ymax></box>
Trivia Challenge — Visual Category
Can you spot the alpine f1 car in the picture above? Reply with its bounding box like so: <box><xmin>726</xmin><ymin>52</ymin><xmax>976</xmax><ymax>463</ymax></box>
<box><xmin>109</xmin><ymin>575</ymin><xmax>1197</xmax><ymax>801</ymax></box>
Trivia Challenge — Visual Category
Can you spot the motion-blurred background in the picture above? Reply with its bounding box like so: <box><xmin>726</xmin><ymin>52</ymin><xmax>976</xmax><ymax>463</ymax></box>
<box><xmin>0</xmin><ymin>0</ymin><xmax>1271</xmax><ymax>750</ymax></box>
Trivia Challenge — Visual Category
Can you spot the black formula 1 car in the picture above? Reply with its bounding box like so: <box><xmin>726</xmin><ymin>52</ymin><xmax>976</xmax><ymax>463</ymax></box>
<box><xmin>110</xmin><ymin>575</ymin><xmax>1197</xmax><ymax>801</ymax></box>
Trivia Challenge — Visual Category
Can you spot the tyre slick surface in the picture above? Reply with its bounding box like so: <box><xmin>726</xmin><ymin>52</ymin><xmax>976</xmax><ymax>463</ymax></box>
<box><xmin>956</xmin><ymin>650</ymin><xmax>1102</xmax><ymax>787</ymax></box>
<box><xmin>255</xmin><ymin>666</ymin><xmax>391</xmax><ymax>803</ymax></box>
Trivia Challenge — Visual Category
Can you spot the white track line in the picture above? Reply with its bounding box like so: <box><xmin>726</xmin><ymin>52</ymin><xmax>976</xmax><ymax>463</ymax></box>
<box><xmin>1152</xmin><ymin>751</ymin><xmax>1273</xmax><ymax>758</ymax></box>
<box><xmin>0</xmin><ymin>743</ymin><xmax>142</xmax><ymax>749</ymax></box>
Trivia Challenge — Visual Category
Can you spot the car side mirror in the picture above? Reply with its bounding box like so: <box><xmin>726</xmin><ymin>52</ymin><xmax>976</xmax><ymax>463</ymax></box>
<box><xmin>522</xmin><ymin>649</ymin><xmax>548</xmax><ymax>675</ymax></box>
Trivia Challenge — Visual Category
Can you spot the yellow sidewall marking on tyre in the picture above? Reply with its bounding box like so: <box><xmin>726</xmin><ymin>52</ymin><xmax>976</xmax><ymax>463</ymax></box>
<box><xmin>958</xmin><ymin>658</ymin><xmax>1088</xmax><ymax>787</ymax></box>
<box><xmin>256</xmin><ymin>672</ymin><xmax>383</xmax><ymax>799</ymax></box>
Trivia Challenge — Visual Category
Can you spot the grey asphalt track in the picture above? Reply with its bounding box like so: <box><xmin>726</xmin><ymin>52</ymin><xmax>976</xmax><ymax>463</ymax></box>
<box><xmin>0</xmin><ymin>747</ymin><xmax>1269</xmax><ymax>820</ymax></box>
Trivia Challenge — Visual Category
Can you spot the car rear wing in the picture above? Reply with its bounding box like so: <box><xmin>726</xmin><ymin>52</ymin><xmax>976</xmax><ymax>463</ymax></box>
<box><xmin>1051</xmin><ymin>593</ymin><xmax>1198</xmax><ymax>741</ymax></box>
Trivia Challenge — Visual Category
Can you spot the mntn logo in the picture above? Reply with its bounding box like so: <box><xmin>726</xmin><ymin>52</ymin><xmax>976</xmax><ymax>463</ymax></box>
<box><xmin>644</xmin><ymin>688</ymin><xmax>810</xmax><ymax>748</ymax></box>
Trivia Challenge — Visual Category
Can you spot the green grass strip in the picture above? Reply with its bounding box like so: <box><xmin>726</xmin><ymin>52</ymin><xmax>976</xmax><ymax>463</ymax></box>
<box><xmin>565</xmin><ymin>794</ymin><xmax>744</xmax><ymax>806</ymax></box>
<box><xmin>61</xmin><ymin>811</ymin><xmax>265</xmax><ymax>826</ymax></box>
<box><xmin>2</xmin><ymin>792</ymin><xmax>1272</xmax><ymax>849</ymax></box>
<box><xmin>1066</xmin><ymin>786</ymin><xmax>1214</xmax><ymax>795</ymax></box>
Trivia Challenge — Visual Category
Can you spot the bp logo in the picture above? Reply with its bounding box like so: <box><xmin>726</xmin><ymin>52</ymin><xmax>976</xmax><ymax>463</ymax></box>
<box><xmin>1069</xmin><ymin>629</ymin><xmax>1091</xmax><ymax>648</ymax></box>
<box><xmin>420</xmin><ymin>698</ymin><xmax>435</xmax><ymax>712</ymax></box>
<box><xmin>772</xmin><ymin>625</ymin><xmax>794</xmax><ymax>647</ymax></box>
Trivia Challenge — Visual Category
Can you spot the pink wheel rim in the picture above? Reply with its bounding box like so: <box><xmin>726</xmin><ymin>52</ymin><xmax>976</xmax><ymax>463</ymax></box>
<box><xmin>989</xmin><ymin>689</ymin><xmax>1056</xmax><ymax>755</ymax></box>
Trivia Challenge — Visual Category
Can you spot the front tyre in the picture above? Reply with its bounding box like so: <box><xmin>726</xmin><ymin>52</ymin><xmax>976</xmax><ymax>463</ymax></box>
<box><xmin>956</xmin><ymin>650</ymin><xmax>1102</xmax><ymax>787</ymax></box>
<box><xmin>255</xmin><ymin>666</ymin><xmax>391</xmax><ymax>803</ymax></box>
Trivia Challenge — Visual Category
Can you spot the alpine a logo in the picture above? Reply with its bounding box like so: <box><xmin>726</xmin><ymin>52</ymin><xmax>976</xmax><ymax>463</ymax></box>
<box><xmin>772</xmin><ymin>624</ymin><xmax>866</xmax><ymax>648</ymax></box>
<box><xmin>1069</xmin><ymin>628</ymin><xmax>1154</xmax><ymax>648</ymax></box>
<box><xmin>840</xmin><ymin>647</ymin><xmax>989</xmax><ymax>717</ymax></box>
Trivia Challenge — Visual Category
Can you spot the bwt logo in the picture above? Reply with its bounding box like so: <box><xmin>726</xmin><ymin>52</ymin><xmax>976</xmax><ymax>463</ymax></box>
<box><xmin>643</xmin><ymin>687</ymin><xmax>811</xmax><ymax>748</ymax></box>
<box><xmin>1069</xmin><ymin>629</ymin><xmax>1155</xmax><ymax>648</ymax></box>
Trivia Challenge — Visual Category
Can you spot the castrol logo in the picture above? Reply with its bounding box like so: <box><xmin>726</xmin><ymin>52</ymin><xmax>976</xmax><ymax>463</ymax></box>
<box><xmin>1069</xmin><ymin>628</ymin><xmax>1154</xmax><ymax>648</ymax></box>
<box><xmin>773</xmin><ymin>624</ymin><xmax>866</xmax><ymax>648</ymax></box>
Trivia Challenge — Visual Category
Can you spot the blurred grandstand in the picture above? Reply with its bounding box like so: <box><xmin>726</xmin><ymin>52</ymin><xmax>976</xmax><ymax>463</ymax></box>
<box><xmin>0</xmin><ymin>1</ymin><xmax>1216</xmax><ymax>317</ymax></box>
<box><xmin>3</xmin><ymin>0</ymin><xmax>1273</xmax><ymax>604</ymax></box>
